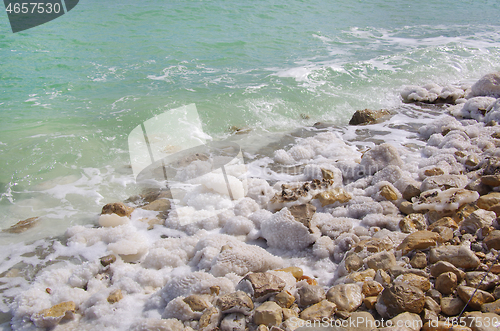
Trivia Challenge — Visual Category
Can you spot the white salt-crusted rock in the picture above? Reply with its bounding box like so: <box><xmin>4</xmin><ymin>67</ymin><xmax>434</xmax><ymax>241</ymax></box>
<box><xmin>191</xmin><ymin>234</ymin><xmax>283</xmax><ymax>275</ymax></box>
<box><xmin>198</xmin><ymin>172</ymin><xmax>245</xmax><ymax>200</ymax></box>
<box><xmin>98</xmin><ymin>214</ymin><xmax>130</xmax><ymax>227</ymax></box>
<box><xmin>233</xmin><ymin>198</ymin><xmax>260</xmax><ymax>217</ymax></box>
<box><xmin>314</xmin><ymin>214</ymin><xmax>355</xmax><ymax>238</ymax></box>
<box><xmin>401</xmin><ymin>84</ymin><xmax>441</xmax><ymax>103</ymax></box>
<box><xmin>142</xmin><ymin>237</ymin><xmax>197</xmax><ymax>270</ymax></box>
<box><xmin>161</xmin><ymin>271</ymin><xmax>234</xmax><ymax>304</ymax></box>
<box><xmin>248</xmin><ymin>209</ymin><xmax>273</xmax><ymax>228</ymax></box>
<box><xmin>450</xmin><ymin>97</ymin><xmax>496</xmax><ymax>120</ymax></box>
<box><xmin>361</xmin><ymin>214</ymin><xmax>400</xmax><ymax>231</ymax></box>
<box><xmin>162</xmin><ymin>296</ymin><xmax>203</xmax><ymax>321</ymax></box>
<box><xmin>413</xmin><ymin>188</ymin><xmax>479</xmax><ymax>212</ymax></box>
<box><xmin>358</xmin><ymin>143</ymin><xmax>403</xmax><ymax>177</ymax></box>
<box><xmin>418</xmin><ymin>116</ymin><xmax>463</xmax><ymax>139</ymax></box>
<box><xmin>246</xmin><ymin>178</ymin><xmax>275</xmax><ymax>207</ymax></box>
<box><xmin>312</xmin><ymin>236</ymin><xmax>335</xmax><ymax>258</ymax></box>
<box><xmin>274</xmin><ymin>149</ymin><xmax>295</xmax><ymax>165</ymax></box>
<box><xmin>485</xmin><ymin>98</ymin><xmax>500</xmax><ymax>123</ymax></box>
<box><xmin>470</xmin><ymin>72</ymin><xmax>500</xmax><ymax>98</ymax></box>
<box><xmin>131</xmin><ymin>318</ymin><xmax>185</xmax><ymax>331</ymax></box>
<box><xmin>210</xmin><ymin>241</ymin><xmax>284</xmax><ymax>276</ymax></box>
<box><xmin>222</xmin><ymin>216</ymin><xmax>255</xmax><ymax>236</ymax></box>
<box><xmin>260</xmin><ymin>208</ymin><xmax>319</xmax><ymax>250</ymax></box>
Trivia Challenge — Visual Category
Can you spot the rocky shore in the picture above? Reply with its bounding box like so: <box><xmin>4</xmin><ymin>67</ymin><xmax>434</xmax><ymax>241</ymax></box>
<box><xmin>7</xmin><ymin>73</ymin><xmax>500</xmax><ymax>330</ymax></box>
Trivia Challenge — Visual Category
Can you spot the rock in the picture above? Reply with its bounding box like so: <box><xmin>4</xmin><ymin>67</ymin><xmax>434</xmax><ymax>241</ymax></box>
<box><xmin>199</xmin><ymin>307</ymin><xmax>221</xmax><ymax>331</ymax></box>
<box><xmin>389</xmin><ymin>265</ymin><xmax>429</xmax><ymax>279</ymax></box>
<box><xmin>299</xmin><ymin>299</ymin><xmax>337</xmax><ymax>321</ymax></box>
<box><xmin>363</xmin><ymin>296</ymin><xmax>378</xmax><ymax>310</ymax></box>
<box><xmin>430</xmin><ymin>261</ymin><xmax>466</xmax><ymax>281</ymax></box>
<box><xmin>274</xmin><ymin>290</ymin><xmax>295</xmax><ymax>308</ymax></box>
<box><xmin>3</xmin><ymin>216</ymin><xmax>40</xmax><ymax>233</ymax></box>
<box><xmin>220</xmin><ymin>313</ymin><xmax>246</xmax><ymax>331</ymax></box>
<box><xmin>422</xmin><ymin>321</ymin><xmax>472</xmax><ymax>331</ymax></box>
<box><xmin>394</xmin><ymin>274</ymin><xmax>431</xmax><ymax>292</ymax></box>
<box><xmin>297</xmin><ymin>285</ymin><xmax>326</xmax><ymax>307</ymax></box>
<box><xmin>484</xmin><ymin>230</ymin><xmax>500</xmax><ymax>250</ymax></box>
<box><xmin>457</xmin><ymin>285</ymin><xmax>495</xmax><ymax>310</ymax></box>
<box><xmin>362</xmin><ymin>280</ymin><xmax>384</xmax><ymax>297</ymax></box>
<box><xmin>345</xmin><ymin>311</ymin><xmax>378</xmax><ymax>331</ymax></box>
<box><xmin>299</xmin><ymin>275</ymin><xmax>318</xmax><ymax>285</ymax></box>
<box><xmin>460</xmin><ymin>209</ymin><xmax>496</xmax><ymax>234</ymax></box>
<box><xmin>326</xmin><ymin>284</ymin><xmax>363</xmax><ymax>312</ymax></box>
<box><xmin>141</xmin><ymin>199</ymin><xmax>171</xmax><ymax>217</ymax></box>
<box><xmin>441</xmin><ymin>297</ymin><xmax>466</xmax><ymax>316</ymax></box>
<box><xmin>428</xmin><ymin>217</ymin><xmax>458</xmax><ymax>230</ymax></box>
<box><xmin>289</xmin><ymin>203</ymin><xmax>316</xmax><ymax>229</ymax></box>
<box><xmin>31</xmin><ymin>301</ymin><xmax>76</xmax><ymax>328</ymax></box>
<box><xmin>241</xmin><ymin>273</ymin><xmax>285</xmax><ymax>301</ymax></box>
<box><xmin>134</xmin><ymin>318</ymin><xmax>185</xmax><ymax>331</ymax></box>
<box><xmin>184</xmin><ymin>295</ymin><xmax>211</xmax><ymax>312</ymax></box>
<box><xmin>466</xmin><ymin>155</ymin><xmax>480</xmax><ymax>168</ymax></box>
<box><xmin>381</xmin><ymin>185</ymin><xmax>399</xmax><ymax>201</ymax></box>
<box><xmin>466</xmin><ymin>179</ymin><xmax>491</xmax><ymax>196</ymax></box>
<box><xmin>376</xmin><ymin>283</ymin><xmax>425</xmax><ymax>318</ymax></box>
<box><xmin>423</xmin><ymin>309</ymin><xmax>439</xmax><ymax>324</ymax></box>
<box><xmin>345</xmin><ymin>253</ymin><xmax>364</xmax><ymax>272</ymax></box>
<box><xmin>107</xmin><ymin>289</ymin><xmax>123</xmax><ymax>304</ymax></box>
<box><xmin>427</xmin><ymin>289</ymin><xmax>442</xmax><ymax>304</ymax></box>
<box><xmin>429</xmin><ymin>246</ymin><xmax>480</xmax><ymax>269</ymax></box>
<box><xmin>403</xmin><ymin>184</ymin><xmax>422</xmax><ymax>202</ymax></box>
<box><xmin>315</xmin><ymin>188</ymin><xmax>352</xmax><ymax>206</ymax></box>
<box><xmin>375</xmin><ymin>269</ymin><xmax>391</xmax><ymax>287</ymax></box>
<box><xmin>389</xmin><ymin>312</ymin><xmax>422</xmax><ymax>331</ymax></box>
<box><xmin>254</xmin><ymin>301</ymin><xmax>282</xmax><ymax>327</ymax></box>
<box><xmin>477</xmin><ymin>193</ymin><xmax>500</xmax><ymax>210</ymax></box>
<box><xmin>399</xmin><ymin>214</ymin><xmax>428</xmax><ymax>233</ymax></box>
<box><xmin>349</xmin><ymin>108</ymin><xmax>391</xmax><ymax>125</ymax></box>
<box><xmin>410</xmin><ymin>252</ymin><xmax>428</xmax><ymax>269</ymax></box>
<box><xmin>481</xmin><ymin>175</ymin><xmax>500</xmax><ymax>186</ymax></box>
<box><xmin>494</xmin><ymin>287</ymin><xmax>500</xmax><ymax>300</ymax></box>
<box><xmin>399</xmin><ymin>201</ymin><xmax>417</xmax><ymax>215</ymax></box>
<box><xmin>424</xmin><ymin>297</ymin><xmax>441</xmax><ymax>314</ymax></box>
<box><xmin>102</xmin><ymin>202</ymin><xmax>134</xmax><ymax>217</ymax></box>
<box><xmin>359</xmin><ymin>143</ymin><xmax>403</xmax><ymax>176</ymax></box>
<box><xmin>365</xmin><ymin>251</ymin><xmax>396</xmax><ymax>271</ymax></box>
<box><xmin>345</xmin><ymin>269</ymin><xmax>376</xmax><ymax>283</ymax></box>
<box><xmin>413</xmin><ymin>188</ymin><xmax>479</xmax><ymax>212</ymax></box>
<box><xmin>465</xmin><ymin>272</ymin><xmax>500</xmax><ymax>290</ymax></box>
<box><xmin>100</xmin><ymin>254</ymin><xmax>117</xmax><ymax>267</ymax></box>
<box><xmin>282</xmin><ymin>307</ymin><xmax>298</xmax><ymax>320</ymax></box>
<box><xmin>216</xmin><ymin>291</ymin><xmax>254</xmax><ymax>315</ymax></box>
<box><xmin>470</xmin><ymin>72</ymin><xmax>500</xmax><ymax>97</ymax></box>
<box><xmin>256</xmin><ymin>325</ymin><xmax>269</xmax><ymax>331</ymax></box>
<box><xmin>481</xmin><ymin>299</ymin><xmax>500</xmax><ymax>314</ymax></box>
<box><xmin>276</xmin><ymin>267</ymin><xmax>303</xmax><ymax>280</ymax></box>
<box><xmin>354</xmin><ymin>238</ymin><xmax>394</xmax><ymax>253</ymax></box>
<box><xmin>489</xmin><ymin>204</ymin><xmax>500</xmax><ymax>217</ymax></box>
<box><xmin>424</xmin><ymin>167</ymin><xmax>445</xmax><ymax>176</ymax></box>
<box><xmin>397</xmin><ymin>231</ymin><xmax>440</xmax><ymax>255</ymax></box>
<box><xmin>463</xmin><ymin>311</ymin><xmax>500</xmax><ymax>331</ymax></box>
<box><xmin>421</xmin><ymin>175</ymin><xmax>469</xmax><ymax>192</ymax></box>
<box><xmin>435</xmin><ymin>272</ymin><xmax>458</xmax><ymax>295</ymax></box>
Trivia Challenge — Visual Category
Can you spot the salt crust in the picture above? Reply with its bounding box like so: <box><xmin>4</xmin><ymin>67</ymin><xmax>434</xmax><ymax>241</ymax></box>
<box><xmin>11</xmin><ymin>77</ymin><xmax>500</xmax><ymax>330</ymax></box>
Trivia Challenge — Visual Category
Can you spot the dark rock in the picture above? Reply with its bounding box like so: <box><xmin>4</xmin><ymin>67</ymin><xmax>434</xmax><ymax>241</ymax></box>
<box><xmin>349</xmin><ymin>109</ymin><xmax>391</xmax><ymax>125</ymax></box>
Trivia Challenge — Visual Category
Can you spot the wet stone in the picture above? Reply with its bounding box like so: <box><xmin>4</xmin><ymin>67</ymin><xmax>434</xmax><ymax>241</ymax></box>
<box><xmin>297</xmin><ymin>284</ymin><xmax>326</xmax><ymax>307</ymax></box>
<box><xmin>4</xmin><ymin>216</ymin><xmax>40</xmax><ymax>233</ymax></box>
<box><xmin>326</xmin><ymin>284</ymin><xmax>363</xmax><ymax>312</ymax></box>
<box><xmin>101</xmin><ymin>202</ymin><xmax>134</xmax><ymax>217</ymax></box>
<box><xmin>349</xmin><ymin>108</ymin><xmax>391</xmax><ymax>125</ymax></box>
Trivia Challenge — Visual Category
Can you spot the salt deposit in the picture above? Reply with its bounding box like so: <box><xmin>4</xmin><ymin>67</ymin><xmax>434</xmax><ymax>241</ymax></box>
<box><xmin>2</xmin><ymin>74</ymin><xmax>500</xmax><ymax>330</ymax></box>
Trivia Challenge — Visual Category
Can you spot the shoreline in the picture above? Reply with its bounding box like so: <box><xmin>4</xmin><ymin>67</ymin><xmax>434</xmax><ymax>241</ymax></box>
<box><xmin>2</xmin><ymin>74</ymin><xmax>500</xmax><ymax>330</ymax></box>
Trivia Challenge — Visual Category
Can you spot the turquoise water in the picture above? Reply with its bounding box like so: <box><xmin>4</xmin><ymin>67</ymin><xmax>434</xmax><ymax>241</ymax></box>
<box><xmin>1</xmin><ymin>0</ymin><xmax>500</xmax><ymax>241</ymax></box>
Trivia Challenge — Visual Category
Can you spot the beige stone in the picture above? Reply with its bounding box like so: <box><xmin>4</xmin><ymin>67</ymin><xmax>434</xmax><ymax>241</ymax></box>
<box><xmin>299</xmin><ymin>299</ymin><xmax>336</xmax><ymax>321</ymax></box>
<box><xmin>460</xmin><ymin>209</ymin><xmax>496</xmax><ymax>234</ymax></box>
<box><xmin>463</xmin><ymin>311</ymin><xmax>500</xmax><ymax>331</ymax></box>
<box><xmin>481</xmin><ymin>299</ymin><xmax>500</xmax><ymax>314</ymax></box>
<box><xmin>216</xmin><ymin>291</ymin><xmax>254</xmax><ymax>314</ymax></box>
<box><xmin>220</xmin><ymin>313</ymin><xmax>245</xmax><ymax>331</ymax></box>
<box><xmin>297</xmin><ymin>284</ymin><xmax>325</xmax><ymax>307</ymax></box>
<box><xmin>430</xmin><ymin>261</ymin><xmax>466</xmax><ymax>281</ymax></box>
<box><xmin>254</xmin><ymin>301</ymin><xmax>282</xmax><ymax>327</ymax></box>
<box><xmin>363</xmin><ymin>296</ymin><xmax>377</xmax><ymax>310</ymax></box>
<box><xmin>441</xmin><ymin>297</ymin><xmax>466</xmax><ymax>316</ymax></box>
<box><xmin>344</xmin><ymin>311</ymin><xmax>378</xmax><ymax>331</ymax></box>
<box><xmin>481</xmin><ymin>175</ymin><xmax>500</xmax><ymax>186</ymax></box>
<box><xmin>326</xmin><ymin>284</ymin><xmax>363</xmax><ymax>312</ymax></box>
<box><xmin>315</xmin><ymin>188</ymin><xmax>352</xmax><ymax>206</ymax></box>
<box><xmin>183</xmin><ymin>295</ymin><xmax>211</xmax><ymax>312</ymax></box>
<box><xmin>394</xmin><ymin>274</ymin><xmax>430</xmax><ymax>292</ymax></box>
<box><xmin>477</xmin><ymin>192</ymin><xmax>500</xmax><ymax>210</ymax></box>
<box><xmin>410</xmin><ymin>252</ymin><xmax>428</xmax><ymax>269</ymax></box>
<box><xmin>3</xmin><ymin>216</ymin><xmax>40</xmax><ymax>233</ymax></box>
<box><xmin>365</xmin><ymin>251</ymin><xmax>396</xmax><ymax>270</ymax></box>
<box><xmin>400</xmin><ymin>214</ymin><xmax>427</xmax><ymax>233</ymax></box>
<box><xmin>429</xmin><ymin>246</ymin><xmax>480</xmax><ymax>269</ymax></box>
<box><xmin>100</xmin><ymin>254</ymin><xmax>117</xmax><ymax>267</ymax></box>
<box><xmin>381</xmin><ymin>185</ymin><xmax>399</xmax><ymax>201</ymax></box>
<box><xmin>465</xmin><ymin>272</ymin><xmax>500</xmax><ymax>291</ymax></box>
<box><xmin>424</xmin><ymin>297</ymin><xmax>441</xmax><ymax>314</ymax></box>
<box><xmin>422</xmin><ymin>321</ymin><xmax>472</xmax><ymax>331</ymax></box>
<box><xmin>275</xmin><ymin>267</ymin><xmax>303</xmax><ymax>280</ymax></box>
<box><xmin>199</xmin><ymin>307</ymin><xmax>221</xmax><ymax>331</ymax></box>
<box><xmin>349</xmin><ymin>108</ymin><xmax>391</xmax><ymax>125</ymax></box>
<box><xmin>107</xmin><ymin>289</ymin><xmax>123</xmax><ymax>304</ymax></box>
<box><xmin>345</xmin><ymin>269</ymin><xmax>376</xmax><ymax>283</ymax></box>
<box><xmin>377</xmin><ymin>283</ymin><xmax>425</xmax><ymax>318</ymax></box>
<box><xmin>242</xmin><ymin>272</ymin><xmax>285</xmax><ymax>300</ymax></box>
<box><xmin>397</xmin><ymin>230</ymin><xmax>440</xmax><ymax>255</ymax></box>
<box><xmin>101</xmin><ymin>202</ymin><xmax>134</xmax><ymax>216</ymax></box>
<box><xmin>345</xmin><ymin>253</ymin><xmax>364</xmax><ymax>273</ymax></box>
<box><xmin>274</xmin><ymin>290</ymin><xmax>295</xmax><ymax>309</ymax></box>
<box><xmin>31</xmin><ymin>301</ymin><xmax>76</xmax><ymax>328</ymax></box>
<box><xmin>403</xmin><ymin>183</ymin><xmax>421</xmax><ymax>201</ymax></box>
<box><xmin>362</xmin><ymin>280</ymin><xmax>384</xmax><ymax>297</ymax></box>
<box><xmin>289</xmin><ymin>203</ymin><xmax>316</xmax><ymax>228</ymax></box>
<box><xmin>390</xmin><ymin>312</ymin><xmax>422</xmax><ymax>331</ymax></box>
<box><xmin>435</xmin><ymin>272</ymin><xmax>458</xmax><ymax>295</ymax></box>
<box><xmin>354</xmin><ymin>237</ymin><xmax>394</xmax><ymax>253</ymax></box>
<box><xmin>484</xmin><ymin>230</ymin><xmax>500</xmax><ymax>250</ymax></box>
<box><xmin>457</xmin><ymin>286</ymin><xmax>495</xmax><ymax>310</ymax></box>
<box><xmin>428</xmin><ymin>217</ymin><xmax>458</xmax><ymax>230</ymax></box>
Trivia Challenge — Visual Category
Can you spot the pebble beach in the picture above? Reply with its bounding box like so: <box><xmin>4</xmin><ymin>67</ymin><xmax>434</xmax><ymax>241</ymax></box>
<box><xmin>2</xmin><ymin>72</ymin><xmax>500</xmax><ymax>330</ymax></box>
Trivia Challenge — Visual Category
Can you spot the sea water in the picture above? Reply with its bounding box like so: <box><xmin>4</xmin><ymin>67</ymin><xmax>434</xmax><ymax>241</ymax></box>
<box><xmin>0</xmin><ymin>0</ymin><xmax>500</xmax><ymax>328</ymax></box>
